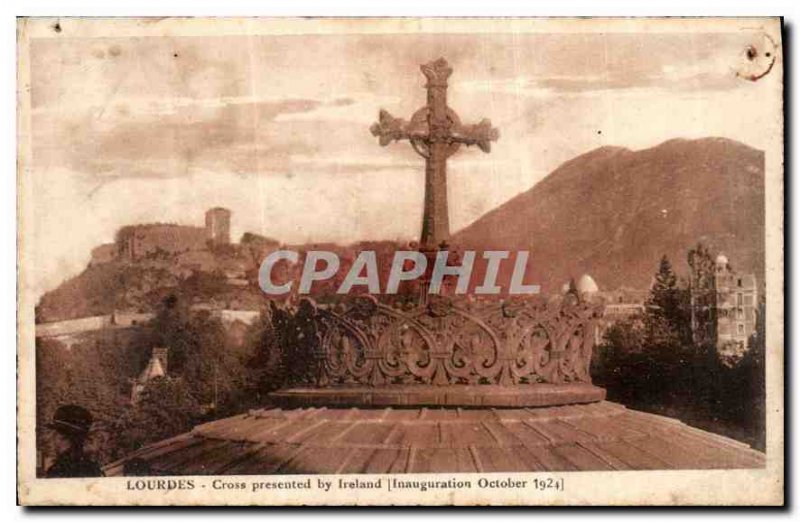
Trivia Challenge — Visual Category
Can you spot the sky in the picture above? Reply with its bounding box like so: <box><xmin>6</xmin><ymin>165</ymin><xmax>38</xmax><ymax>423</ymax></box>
<box><xmin>23</xmin><ymin>27</ymin><xmax>779</xmax><ymax>298</ymax></box>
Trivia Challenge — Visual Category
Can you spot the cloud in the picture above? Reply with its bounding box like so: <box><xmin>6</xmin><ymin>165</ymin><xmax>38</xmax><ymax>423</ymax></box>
<box><xmin>462</xmin><ymin>66</ymin><xmax>743</xmax><ymax>101</ymax></box>
<box><xmin>33</xmin><ymin>98</ymin><xmax>336</xmax><ymax>180</ymax></box>
<box><xmin>289</xmin><ymin>154</ymin><xmax>419</xmax><ymax>174</ymax></box>
<box><xmin>274</xmin><ymin>92</ymin><xmax>402</xmax><ymax>125</ymax></box>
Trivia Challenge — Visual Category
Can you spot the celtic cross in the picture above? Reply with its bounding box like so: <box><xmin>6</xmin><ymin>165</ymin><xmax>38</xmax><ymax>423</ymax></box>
<box><xmin>370</xmin><ymin>58</ymin><xmax>499</xmax><ymax>250</ymax></box>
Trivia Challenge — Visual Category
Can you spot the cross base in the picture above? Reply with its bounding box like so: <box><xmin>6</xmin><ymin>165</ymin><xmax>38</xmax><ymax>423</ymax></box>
<box><xmin>270</xmin><ymin>383</ymin><xmax>607</xmax><ymax>408</ymax></box>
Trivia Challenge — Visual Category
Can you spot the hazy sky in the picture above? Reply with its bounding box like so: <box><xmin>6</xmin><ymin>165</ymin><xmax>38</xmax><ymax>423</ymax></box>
<box><xmin>24</xmin><ymin>27</ymin><xmax>778</xmax><ymax>298</ymax></box>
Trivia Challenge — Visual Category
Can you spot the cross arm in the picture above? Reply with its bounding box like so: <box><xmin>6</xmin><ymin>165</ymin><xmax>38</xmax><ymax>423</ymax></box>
<box><xmin>370</xmin><ymin>109</ymin><xmax>427</xmax><ymax>146</ymax></box>
<box><xmin>451</xmin><ymin>119</ymin><xmax>500</xmax><ymax>153</ymax></box>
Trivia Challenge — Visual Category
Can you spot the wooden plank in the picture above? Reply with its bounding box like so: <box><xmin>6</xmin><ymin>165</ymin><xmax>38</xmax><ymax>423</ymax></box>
<box><xmin>218</xmin><ymin>442</ymin><xmax>298</xmax><ymax>475</ymax></box>
<box><xmin>625</xmin><ymin>435</ymin><xmax>724</xmax><ymax>469</ymax></box>
<box><xmin>283</xmin><ymin>446</ymin><xmax>357</xmax><ymax>474</ymax></box>
<box><xmin>501</xmin><ymin>420</ymin><xmax>552</xmax><ymax>447</ymax></box>
<box><xmin>481</xmin><ymin>421</ymin><xmax>528</xmax><ymax>448</ymax></box>
<box><xmin>203</xmin><ymin>416</ymin><xmax>286</xmax><ymax>441</ymax></box>
<box><xmin>560</xmin><ymin>414</ymin><xmax>648</xmax><ymax>442</ymax></box>
<box><xmin>541</xmin><ymin>419</ymin><xmax>601</xmax><ymax>444</ymax></box>
<box><xmin>176</xmin><ymin>441</ymin><xmax>253</xmax><ymax>475</ymax></box>
<box><xmin>105</xmin><ymin>433</ymin><xmax>197</xmax><ymax>473</ymax></box>
<box><xmin>552</xmin><ymin>443</ymin><xmax>615</xmax><ymax>471</ymax></box>
<box><xmin>192</xmin><ymin>413</ymin><xmax>252</xmax><ymax>436</ymax></box>
<box><xmin>515</xmin><ymin>445</ymin><xmax>577</xmax><ymax>471</ymax></box>
<box><xmin>575</xmin><ymin>441</ymin><xmax>632</xmax><ymax>471</ymax></box>
<box><xmin>294</xmin><ymin>420</ymin><xmax>357</xmax><ymax>446</ymax></box>
<box><xmin>362</xmin><ymin>448</ymin><xmax>407</xmax><ymax>474</ymax></box>
<box><xmin>409</xmin><ymin>448</ymin><xmax>478</xmax><ymax>473</ymax></box>
<box><xmin>222</xmin><ymin>444</ymin><xmax>303</xmax><ymax>475</ymax></box>
<box><xmin>389</xmin><ymin>423</ymin><xmax>440</xmax><ymax>448</ymax></box>
<box><xmin>154</xmin><ymin>439</ymin><xmax>232</xmax><ymax>473</ymax></box>
<box><xmin>337</xmin><ymin>422</ymin><xmax>398</xmax><ymax>446</ymax></box>
<box><xmin>335</xmin><ymin>448</ymin><xmax>379</xmax><ymax>473</ymax></box>
<box><xmin>471</xmin><ymin>446</ymin><xmax>531</xmax><ymax>472</ymax></box>
<box><xmin>657</xmin><ymin>429</ymin><xmax>765</xmax><ymax>469</ymax></box>
<box><xmin>590</xmin><ymin>440</ymin><xmax>674</xmax><ymax>470</ymax></box>
<box><xmin>439</xmin><ymin>421</ymin><xmax>497</xmax><ymax>448</ymax></box>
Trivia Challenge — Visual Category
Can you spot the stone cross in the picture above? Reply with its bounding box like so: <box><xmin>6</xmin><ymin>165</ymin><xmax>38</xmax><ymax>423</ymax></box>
<box><xmin>370</xmin><ymin>58</ymin><xmax>499</xmax><ymax>250</ymax></box>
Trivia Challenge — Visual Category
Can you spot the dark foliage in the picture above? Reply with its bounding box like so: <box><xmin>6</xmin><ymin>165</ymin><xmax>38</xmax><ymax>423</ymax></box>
<box><xmin>592</xmin><ymin>251</ymin><xmax>766</xmax><ymax>450</ymax></box>
<box><xmin>112</xmin><ymin>377</ymin><xmax>201</xmax><ymax>456</ymax></box>
<box><xmin>36</xmin><ymin>294</ymin><xmax>286</xmax><ymax>473</ymax></box>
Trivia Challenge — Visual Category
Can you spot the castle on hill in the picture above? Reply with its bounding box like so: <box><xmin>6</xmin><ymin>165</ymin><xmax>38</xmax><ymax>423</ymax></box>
<box><xmin>93</xmin><ymin>207</ymin><xmax>237</xmax><ymax>263</ymax></box>
<box><xmin>88</xmin><ymin>207</ymin><xmax>281</xmax><ymax>283</ymax></box>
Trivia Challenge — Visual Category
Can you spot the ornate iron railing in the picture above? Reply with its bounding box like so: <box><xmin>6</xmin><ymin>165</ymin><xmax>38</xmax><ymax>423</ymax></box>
<box><xmin>271</xmin><ymin>295</ymin><xmax>604</xmax><ymax>388</ymax></box>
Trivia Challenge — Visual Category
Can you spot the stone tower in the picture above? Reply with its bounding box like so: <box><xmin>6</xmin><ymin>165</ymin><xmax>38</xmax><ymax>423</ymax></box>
<box><xmin>205</xmin><ymin>207</ymin><xmax>231</xmax><ymax>246</ymax></box>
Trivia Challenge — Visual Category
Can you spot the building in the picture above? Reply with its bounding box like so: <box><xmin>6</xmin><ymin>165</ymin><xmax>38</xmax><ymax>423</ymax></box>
<box><xmin>205</xmin><ymin>207</ymin><xmax>231</xmax><ymax>246</ymax></box>
<box><xmin>690</xmin><ymin>253</ymin><xmax>758</xmax><ymax>364</ymax></box>
<box><xmin>89</xmin><ymin>243</ymin><xmax>117</xmax><ymax>265</ymax></box>
<box><xmin>90</xmin><ymin>208</ymin><xmax>234</xmax><ymax>264</ymax></box>
<box><xmin>130</xmin><ymin>347</ymin><xmax>168</xmax><ymax>404</ymax></box>
<box><xmin>116</xmin><ymin>223</ymin><xmax>207</xmax><ymax>261</ymax></box>
<box><xmin>151</xmin><ymin>347</ymin><xmax>169</xmax><ymax>374</ymax></box>
<box><xmin>600</xmin><ymin>287</ymin><xmax>647</xmax><ymax>326</ymax></box>
<box><xmin>711</xmin><ymin>254</ymin><xmax>758</xmax><ymax>363</ymax></box>
<box><xmin>560</xmin><ymin>274</ymin><xmax>645</xmax><ymax>343</ymax></box>
<box><xmin>575</xmin><ymin>273</ymin><xmax>599</xmax><ymax>295</ymax></box>
<box><xmin>560</xmin><ymin>274</ymin><xmax>600</xmax><ymax>300</ymax></box>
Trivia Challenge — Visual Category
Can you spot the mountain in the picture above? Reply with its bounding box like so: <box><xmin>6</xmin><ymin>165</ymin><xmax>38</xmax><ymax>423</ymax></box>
<box><xmin>452</xmin><ymin>138</ymin><xmax>765</xmax><ymax>293</ymax></box>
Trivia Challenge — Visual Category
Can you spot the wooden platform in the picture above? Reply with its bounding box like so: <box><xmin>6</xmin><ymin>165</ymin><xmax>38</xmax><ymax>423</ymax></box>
<box><xmin>105</xmin><ymin>402</ymin><xmax>765</xmax><ymax>476</ymax></box>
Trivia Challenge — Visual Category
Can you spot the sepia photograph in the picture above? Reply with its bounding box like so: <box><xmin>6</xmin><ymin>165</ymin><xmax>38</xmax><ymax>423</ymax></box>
<box><xmin>16</xmin><ymin>16</ymin><xmax>784</xmax><ymax>506</ymax></box>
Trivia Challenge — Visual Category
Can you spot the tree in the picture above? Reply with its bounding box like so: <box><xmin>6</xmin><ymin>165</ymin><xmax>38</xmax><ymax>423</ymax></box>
<box><xmin>149</xmin><ymin>294</ymin><xmax>256</xmax><ymax>417</ymax></box>
<box><xmin>726</xmin><ymin>299</ymin><xmax>766</xmax><ymax>450</ymax></box>
<box><xmin>594</xmin><ymin>254</ymin><xmax>696</xmax><ymax>408</ymax></box>
<box><xmin>245</xmin><ymin>308</ymin><xmax>286</xmax><ymax>396</ymax></box>
<box><xmin>591</xmin><ymin>316</ymin><xmax>646</xmax><ymax>403</ymax></box>
<box><xmin>35</xmin><ymin>329</ymin><xmax>150</xmax><ymax>469</ymax></box>
<box><xmin>37</xmin><ymin>294</ymin><xmax>277</xmax><ymax>466</ymax></box>
<box><xmin>687</xmin><ymin>243</ymin><xmax>717</xmax><ymax>349</ymax></box>
<box><xmin>113</xmin><ymin>377</ymin><xmax>200</xmax><ymax>457</ymax></box>
<box><xmin>645</xmin><ymin>255</ymin><xmax>691</xmax><ymax>347</ymax></box>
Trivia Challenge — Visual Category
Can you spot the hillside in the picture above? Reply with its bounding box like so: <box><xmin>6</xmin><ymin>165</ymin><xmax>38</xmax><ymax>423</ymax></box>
<box><xmin>35</xmin><ymin>237</ymin><xmax>412</xmax><ymax>323</ymax></box>
<box><xmin>35</xmin><ymin>256</ymin><xmax>267</xmax><ymax>323</ymax></box>
<box><xmin>453</xmin><ymin>137</ymin><xmax>765</xmax><ymax>293</ymax></box>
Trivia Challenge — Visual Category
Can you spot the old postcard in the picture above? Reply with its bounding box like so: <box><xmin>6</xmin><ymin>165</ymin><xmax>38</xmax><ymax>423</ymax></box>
<box><xmin>17</xmin><ymin>17</ymin><xmax>783</xmax><ymax>506</ymax></box>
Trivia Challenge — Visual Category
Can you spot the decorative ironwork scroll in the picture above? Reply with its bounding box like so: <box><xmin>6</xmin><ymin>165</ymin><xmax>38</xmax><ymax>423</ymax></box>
<box><xmin>273</xmin><ymin>295</ymin><xmax>604</xmax><ymax>387</ymax></box>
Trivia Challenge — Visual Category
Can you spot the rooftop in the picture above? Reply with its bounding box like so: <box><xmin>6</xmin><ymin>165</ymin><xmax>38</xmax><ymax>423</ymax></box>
<box><xmin>105</xmin><ymin>401</ymin><xmax>764</xmax><ymax>475</ymax></box>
